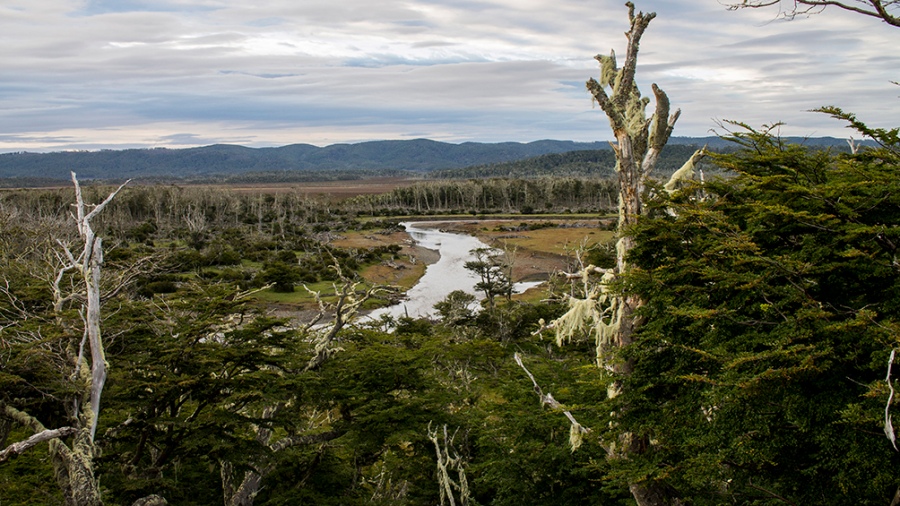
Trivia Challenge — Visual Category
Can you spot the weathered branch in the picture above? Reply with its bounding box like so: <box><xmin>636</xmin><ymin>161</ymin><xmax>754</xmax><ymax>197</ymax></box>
<box><xmin>427</xmin><ymin>422</ymin><xmax>471</xmax><ymax>506</ymax></box>
<box><xmin>71</xmin><ymin>172</ymin><xmax>131</xmax><ymax>442</ymax></box>
<box><xmin>1</xmin><ymin>404</ymin><xmax>47</xmax><ymax>434</ymax></box>
<box><xmin>648</xmin><ymin>84</ymin><xmax>673</xmax><ymax>148</ymax></box>
<box><xmin>559</xmin><ymin>266</ymin><xmax>614</xmax><ymax>279</ymax></box>
<box><xmin>0</xmin><ymin>404</ymin><xmax>78</xmax><ymax>464</ymax></box>
<box><xmin>726</xmin><ymin>0</ymin><xmax>900</xmax><ymax>28</ymax></box>
<box><xmin>74</xmin><ymin>173</ymin><xmax>130</xmax><ymax>227</ymax></box>
<box><xmin>235</xmin><ymin>283</ymin><xmax>275</xmax><ymax>301</ymax></box>
<box><xmin>303</xmin><ymin>272</ymin><xmax>394</xmax><ymax>372</ymax></box>
<box><xmin>0</xmin><ymin>427</ymin><xmax>78</xmax><ymax>463</ymax></box>
<box><xmin>587</xmin><ymin>76</ymin><xmax>622</xmax><ymax>128</ymax></box>
<box><xmin>614</xmin><ymin>3</ymin><xmax>655</xmax><ymax>112</ymax></box>
<box><xmin>664</xmin><ymin>147</ymin><xmax>707</xmax><ymax>195</ymax></box>
<box><xmin>0</xmin><ymin>280</ymin><xmax>29</xmax><ymax>329</ymax></box>
<box><xmin>885</xmin><ymin>349</ymin><xmax>898</xmax><ymax>450</ymax></box>
<box><xmin>100</xmin><ymin>254</ymin><xmax>158</xmax><ymax>303</ymax></box>
<box><xmin>641</xmin><ymin>84</ymin><xmax>681</xmax><ymax>176</ymax></box>
<box><xmin>514</xmin><ymin>353</ymin><xmax>591</xmax><ymax>451</ymax></box>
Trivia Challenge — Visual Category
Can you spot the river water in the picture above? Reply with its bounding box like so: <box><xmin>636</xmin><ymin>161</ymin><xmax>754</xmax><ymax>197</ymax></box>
<box><xmin>366</xmin><ymin>221</ymin><xmax>541</xmax><ymax>320</ymax></box>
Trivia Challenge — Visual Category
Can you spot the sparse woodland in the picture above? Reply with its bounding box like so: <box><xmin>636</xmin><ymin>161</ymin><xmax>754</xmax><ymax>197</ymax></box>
<box><xmin>3</xmin><ymin>3</ymin><xmax>900</xmax><ymax>505</ymax></box>
<box><xmin>0</xmin><ymin>176</ymin><xmax>617</xmax><ymax>505</ymax></box>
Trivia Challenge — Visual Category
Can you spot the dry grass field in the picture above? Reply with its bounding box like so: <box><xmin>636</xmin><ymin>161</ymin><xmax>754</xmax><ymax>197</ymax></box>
<box><xmin>330</xmin><ymin>229</ymin><xmax>435</xmax><ymax>289</ymax></box>
<box><xmin>427</xmin><ymin>219</ymin><xmax>614</xmax><ymax>281</ymax></box>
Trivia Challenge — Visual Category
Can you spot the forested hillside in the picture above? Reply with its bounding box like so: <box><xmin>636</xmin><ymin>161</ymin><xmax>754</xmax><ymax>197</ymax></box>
<box><xmin>428</xmin><ymin>144</ymin><xmax>716</xmax><ymax>179</ymax></box>
<box><xmin>0</xmin><ymin>139</ymin><xmax>611</xmax><ymax>180</ymax></box>
<box><xmin>0</xmin><ymin>137</ymin><xmax>854</xmax><ymax>184</ymax></box>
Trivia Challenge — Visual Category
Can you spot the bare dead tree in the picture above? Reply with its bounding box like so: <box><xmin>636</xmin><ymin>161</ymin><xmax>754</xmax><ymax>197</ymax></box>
<box><xmin>885</xmin><ymin>349</ymin><xmax>898</xmax><ymax>450</ymax></box>
<box><xmin>64</xmin><ymin>173</ymin><xmax>130</xmax><ymax>442</ymax></box>
<box><xmin>539</xmin><ymin>4</ymin><xmax>699</xmax><ymax>505</ymax></box>
<box><xmin>724</xmin><ymin>0</ymin><xmax>900</xmax><ymax>28</ymax></box>
<box><xmin>0</xmin><ymin>173</ymin><xmax>129</xmax><ymax>506</ymax></box>
<box><xmin>302</xmin><ymin>266</ymin><xmax>395</xmax><ymax>372</ymax></box>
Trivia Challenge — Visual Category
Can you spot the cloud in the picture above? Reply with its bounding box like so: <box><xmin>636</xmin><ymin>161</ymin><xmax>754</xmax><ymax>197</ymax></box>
<box><xmin>157</xmin><ymin>132</ymin><xmax>225</xmax><ymax>145</ymax></box>
<box><xmin>76</xmin><ymin>0</ymin><xmax>223</xmax><ymax>15</ymax></box>
<box><xmin>0</xmin><ymin>0</ymin><xmax>896</xmax><ymax>154</ymax></box>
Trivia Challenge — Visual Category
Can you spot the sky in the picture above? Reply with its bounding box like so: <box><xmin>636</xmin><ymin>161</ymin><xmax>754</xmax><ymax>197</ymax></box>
<box><xmin>0</xmin><ymin>0</ymin><xmax>897</xmax><ymax>153</ymax></box>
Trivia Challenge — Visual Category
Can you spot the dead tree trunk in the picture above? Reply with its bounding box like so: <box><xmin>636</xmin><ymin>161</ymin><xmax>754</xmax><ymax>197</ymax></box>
<box><xmin>0</xmin><ymin>173</ymin><xmax>129</xmax><ymax>506</ymax></box>
<box><xmin>54</xmin><ymin>173</ymin><xmax>130</xmax><ymax>505</ymax></box>
<box><xmin>427</xmin><ymin>422</ymin><xmax>471</xmax><ymax>506</ymax></box>
<box><xmin>530</xmin><ymin>6</ymin><xmax>701</xmax><ymax>498</ymax></box>
<box><xmin>583</xmin><ymin>2</ymin><xmax>684</xmax><ymax>394</ymax></box>
<box><xmin>580</xmin><ymin>4</ymin><xmax>691</xmax><ymax>505</ymax></box>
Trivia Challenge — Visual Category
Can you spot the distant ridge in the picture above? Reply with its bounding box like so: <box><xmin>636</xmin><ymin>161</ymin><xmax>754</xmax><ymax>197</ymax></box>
<box><xmin>0</xmin><ymin>139</ymin><xmax>609</xmax><ymax>180</ymax></box>
<box><xmin>0</xmin><ymin>137</ymin><xmax>857</xmax><ymax>182</ymax></box>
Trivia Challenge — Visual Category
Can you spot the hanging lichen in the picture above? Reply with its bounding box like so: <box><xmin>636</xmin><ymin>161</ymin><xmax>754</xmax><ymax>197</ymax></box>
<box><xmin>569</xmin><ymin>421</ymin><xmax>586</xmax><ymax>452</ymax></box>
<box><xmin>550</xmin><ymin>268</ymin><xmax>623</xmax><ymax>369</ymax></box>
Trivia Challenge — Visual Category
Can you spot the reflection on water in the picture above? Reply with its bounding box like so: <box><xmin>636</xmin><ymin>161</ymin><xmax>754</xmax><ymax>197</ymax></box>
<box><xmin>366</xmin><ymin>221</ymin><xmax>541</xmax><ymax>320</ymax></box>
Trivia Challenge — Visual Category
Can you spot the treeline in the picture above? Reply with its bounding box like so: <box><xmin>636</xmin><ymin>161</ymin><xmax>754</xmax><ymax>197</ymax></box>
<box><xmin>0</xmin><ymin>177</ymin><xmax>613</xmax><ymax>243</ymax></box>
<box><xmin>1</xmin><ymin>184</ymin><xmax>353</xmax><ymax>235</ymax></box>
<box><xmin>347</xmin><ymin>177</ymin><xmax>618</xmax><ymax>215</ymax></box>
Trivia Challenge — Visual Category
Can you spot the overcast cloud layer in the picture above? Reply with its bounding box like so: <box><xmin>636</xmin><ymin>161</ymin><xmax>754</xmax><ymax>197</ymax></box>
<box><xmin>0</xmin><ymin>0</ymin><xmax>896</xmax><ymax>152</ymax></box>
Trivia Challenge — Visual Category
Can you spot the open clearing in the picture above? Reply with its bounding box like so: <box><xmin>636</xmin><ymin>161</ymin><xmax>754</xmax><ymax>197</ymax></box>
<box><xmin>424</xmin><ymin>219</ymin><xmax>615</xmax><ymax>282</ymax></box>
<box><xmin>330</xmin><ymin>229</ymin><xmax>434</xmax><ymax>289</ymax></box>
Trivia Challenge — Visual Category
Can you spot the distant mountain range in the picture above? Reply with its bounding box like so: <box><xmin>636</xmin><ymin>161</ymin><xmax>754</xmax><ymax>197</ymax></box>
<box><xmin>0</xmin><ymin>136</ymin><xmax>859</xmax><ymax>183</ymax></box>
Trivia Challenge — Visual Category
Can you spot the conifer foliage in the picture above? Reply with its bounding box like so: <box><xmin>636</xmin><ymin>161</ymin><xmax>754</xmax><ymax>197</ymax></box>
<box><xmin>618</xmin><ymin>122</ymin><xmax>900</xmax><ymax>503</ymax></box>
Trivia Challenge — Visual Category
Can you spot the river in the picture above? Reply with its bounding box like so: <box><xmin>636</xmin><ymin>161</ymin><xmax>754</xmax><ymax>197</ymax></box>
<box><xmin>366</xmin><ymin>221</ymin><xmax>542</xmax><ymax>320</ymax></box>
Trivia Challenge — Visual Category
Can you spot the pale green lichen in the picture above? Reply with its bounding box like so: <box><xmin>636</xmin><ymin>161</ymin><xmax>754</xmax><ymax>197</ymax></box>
<box><xmin>664</xmin><ymin>148</ymin><xmax>705</xmax><ymax>195</ymax></box>
<box><xmin>569</xmin><ymin>422</ymin><xmax>586</xmax><ymax>452</ymax></box>
<box><xmin>551</xmin><ymin>268</ymin><xmax>622</xmax><ymax>369</ymax></box>
<box><xmin>598</xmin><ymin>51</ymin><xmax>618</xmax><ymax>88</ymax></box>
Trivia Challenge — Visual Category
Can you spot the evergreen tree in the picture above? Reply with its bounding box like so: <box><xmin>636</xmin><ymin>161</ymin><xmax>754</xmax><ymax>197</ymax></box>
<box><xmin>464</xmin><ymin>248</ymin><xmax>512</xmax><ymax>311</ymax></box>
<box><xmin>615</xmin><ymin>122</ymin><xmax>900</xmax><ymax>503</ymax></box>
